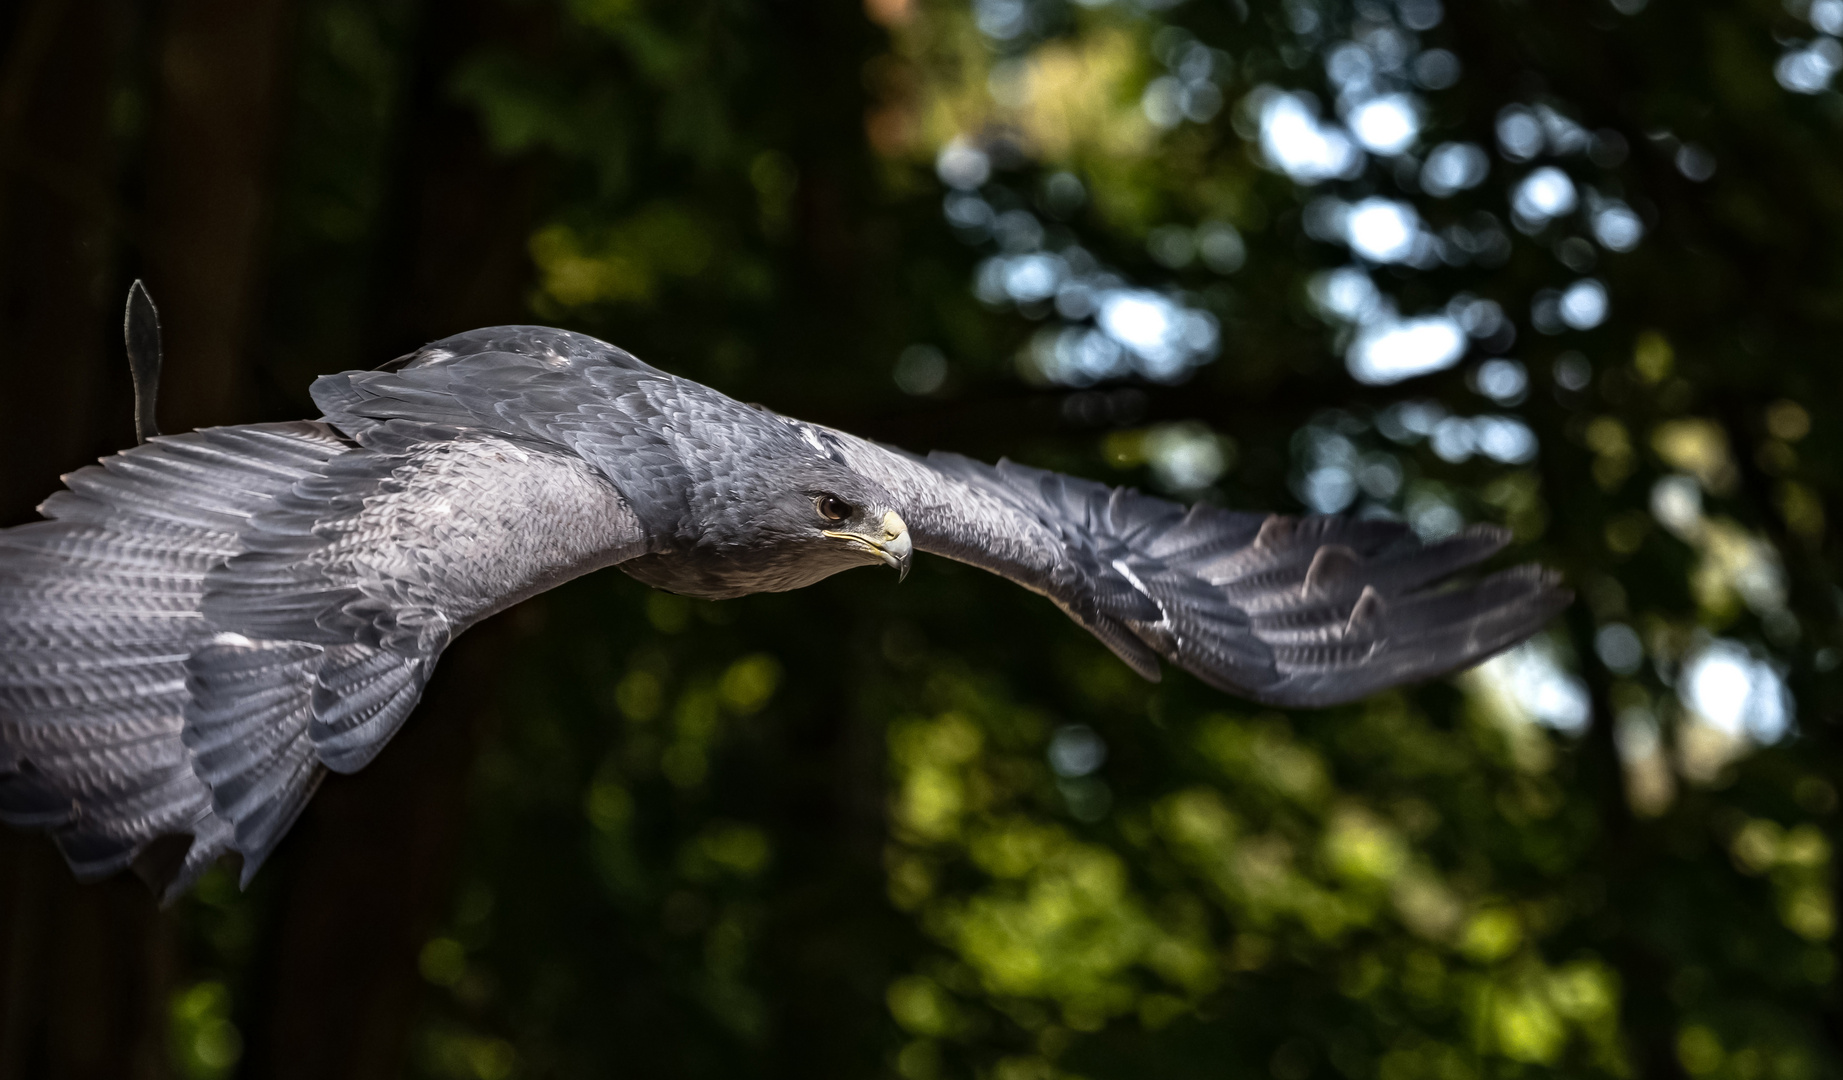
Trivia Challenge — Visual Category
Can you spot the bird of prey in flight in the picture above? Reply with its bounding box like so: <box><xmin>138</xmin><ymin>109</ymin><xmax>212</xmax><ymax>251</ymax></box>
<box><xmin>0</xmin><ymin>298</ymin><xmax>1568</xmax><ymax>902</ymax></box>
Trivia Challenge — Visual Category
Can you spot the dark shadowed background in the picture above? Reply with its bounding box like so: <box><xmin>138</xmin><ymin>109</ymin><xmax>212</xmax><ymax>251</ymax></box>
<box><xmin>1</xmin><ymin>0</ymin><xmax>1841</xmax><ymax>1077</ymax></box>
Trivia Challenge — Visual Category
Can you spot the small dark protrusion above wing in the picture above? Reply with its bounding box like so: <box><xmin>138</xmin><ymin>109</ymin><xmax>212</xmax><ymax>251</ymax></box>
<box><xmin>124</xmin><ymin>280</ymin><xmax>163</xmax><ymax>445</ymax></box>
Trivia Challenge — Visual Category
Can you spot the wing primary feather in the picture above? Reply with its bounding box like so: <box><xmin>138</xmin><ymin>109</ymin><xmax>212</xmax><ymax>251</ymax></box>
<box><xmin>823</xmin><ymin>430</ymin><xmax>1567</xmax><ymax>702</ymax></box>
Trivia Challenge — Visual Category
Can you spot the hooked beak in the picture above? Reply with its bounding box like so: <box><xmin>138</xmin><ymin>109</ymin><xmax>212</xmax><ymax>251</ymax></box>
<box><xmin>824</xmin><ymin>510</ymin><xmax>913</xmax><ymax>582</ymax></box>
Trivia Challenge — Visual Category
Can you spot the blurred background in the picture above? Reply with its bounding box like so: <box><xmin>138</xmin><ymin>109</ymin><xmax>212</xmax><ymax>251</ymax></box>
<box><xmin>1</xmin><ymin>0</ymin><xmax>1840</xmax><ymax>1077</ymax></box>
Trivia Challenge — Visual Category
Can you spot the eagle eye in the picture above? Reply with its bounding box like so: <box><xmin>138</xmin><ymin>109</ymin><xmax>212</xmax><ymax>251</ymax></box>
<box><xmin>816</xmin><ymin>495</ymin><xmax>852</xmax><ymax>522</ymax></box>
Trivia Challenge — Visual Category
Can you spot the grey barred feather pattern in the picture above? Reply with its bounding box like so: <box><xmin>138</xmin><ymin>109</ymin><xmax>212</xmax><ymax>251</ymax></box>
<box><xmin>819</xmin><ymin>439</ymin><xmax>1568</xmax><ymax>706</ymax></box>
<box><xmin>0</xmin><ymin>423</ymin><xmax>348</xmax><ymax>896</ymax></box>
<box><xmin>0</xmin><ymin>325</ymin><xmax>1568</xmax><ymax>900</ymax></box>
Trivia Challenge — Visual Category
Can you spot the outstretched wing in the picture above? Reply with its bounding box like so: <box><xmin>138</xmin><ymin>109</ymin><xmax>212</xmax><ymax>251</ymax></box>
<box><xmin>822</xmin><ymin>432</ymin><xmax>1569</xmax><ymax>707</ymax></box>
<box><xmin>1</xmin><ymin>423</ymin><xmax>355</xmax><ymax>894</ymax></box>
<box><xmin>1</xmin><ymin>415</ymin><xmax>649</xmax><ymax>898</ymax></box>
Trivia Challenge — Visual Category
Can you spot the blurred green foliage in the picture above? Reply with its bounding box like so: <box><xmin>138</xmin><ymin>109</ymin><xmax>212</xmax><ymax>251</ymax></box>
<box><xmin>151</xmin><ymin>0</ymin><xmax>1843</xmax><ymax>1076</ymax></box>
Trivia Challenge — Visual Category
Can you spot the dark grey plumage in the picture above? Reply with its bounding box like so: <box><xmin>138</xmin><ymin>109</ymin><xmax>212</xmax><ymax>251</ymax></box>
<box><xmin>0</xmin><ymin>325</ymin><xmax>1569</xmax><ymax>901</ymax></box>
<box><xmin>125</xmin><ymin>280</ymin><xmax>163</xmax><ymax>444</ymax></box>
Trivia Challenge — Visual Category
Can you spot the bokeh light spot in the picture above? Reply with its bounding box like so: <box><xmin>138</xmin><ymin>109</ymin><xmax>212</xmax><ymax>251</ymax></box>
<box><xmin>1348</xmin><ymin>316</ymin><xmax>1468</xmax><ymax>384</ymax></box>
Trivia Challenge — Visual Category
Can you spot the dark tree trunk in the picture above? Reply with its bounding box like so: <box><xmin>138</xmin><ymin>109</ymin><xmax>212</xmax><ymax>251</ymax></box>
<box><xmin>360</xmin><ymin>0</ymin><xmax>545</xmax><ymax>359</ymax></box>
<box><xmin>0</xmin><ymin>3</ymin><xmax>169</xmax><ymax>1078</ymax></box>
<box><xmin>239</xmin><ymin>617</ymin><xmax>517</xmax><ymax>1080</ymax></box>
<box><xmin>235</xmin><ymin>4</ymin><xmax>546</xmax><ymax>1076</ymax></box>
<box><xmin>754</xmin><ymin>3</ymin><xmax>912</xmax><ymax>1076</ymax></box>
<box><xmin>0</xmin><ymin>838</ymin><xmax>174</xmax><ymax>1080</ymax></box>
<box><xmin>0</xmin><ymin>0</ymin><xmax>137</xmax><ymax>527</ymax></box>
<box><xmin>141</xmin><ymin>0</ymin><xmax>299</xmax><ymax>433</ymax></box>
